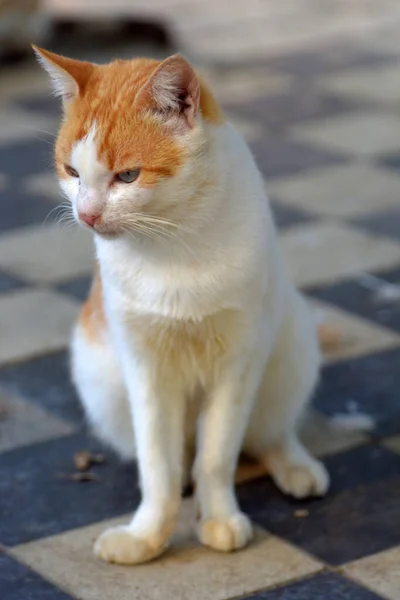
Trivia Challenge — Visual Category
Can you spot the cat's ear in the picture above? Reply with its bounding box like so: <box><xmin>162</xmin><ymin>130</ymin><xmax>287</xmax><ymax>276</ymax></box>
<box><xmin>32</xmin><ymin>46</ymin><xmax>93</xmax><ymax>104</ymax></box>
<box><xmin>134</xmin><ymin>54</ymin><xmax>200</xmax><ymax>129</ymax></box>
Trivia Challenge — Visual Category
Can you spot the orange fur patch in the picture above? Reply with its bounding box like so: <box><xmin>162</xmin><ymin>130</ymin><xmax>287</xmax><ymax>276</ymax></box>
<box><xmin>79</xmin><ymin>266</ymin><xmax>107</xmax><ymax>344</ymax></box>
<box><xmin>51</xmin><ymin>55</ymin><xmax>223</xmax><ymax>184</ymax></box>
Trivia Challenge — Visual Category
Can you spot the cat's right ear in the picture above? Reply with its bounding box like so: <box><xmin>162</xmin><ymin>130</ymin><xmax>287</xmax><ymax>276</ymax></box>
<box><xmin>32</xmin><ymin>46</ymin><xmax>93</xmax><ymax>105</ymax></box>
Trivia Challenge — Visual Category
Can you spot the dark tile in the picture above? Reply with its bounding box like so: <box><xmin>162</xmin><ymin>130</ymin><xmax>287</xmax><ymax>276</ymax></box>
<box><xmin>0</xmin><ymin>552</ymin><xmax>74</xmax><ymax>599</ymax></box>
<box><xmin>270</xmin><ymin>199</ymin><xmax>316</xmax><ymax>230</ymax></box>
<box><xmin>239</xmin><ymin>444</ymin><xmax>400</xmax><ymax>513</ymax></box>
<box><xmin>249</xmin><ymin>138</ymin><xmax>347</xmax><ymax>179</ymax></box>
<box><xmin>379</xmin><ymin>150</ymin><xmax>400</xmax><ymax>173</ymax></box>
<box><xmin>0</xmin><ymin>351</ymin><xmax>83</xmax><ymax>425</ymax></box>
<box><xmin>306</xmin><ymin>268</ymin><xmax>400</xmax><ymax>333</ymax></box>
<box><xmin>57</xmin><ymin>276</ymin><xmax>91</xmax><ymax>301</ymax></box>
<box><xmin>0</xmin><ymin>187</ymin><xmax>55</xmax><ymax>232</ymax></box>
<box><xmin>243</xmin><ymin>572</ymin><xmax>383</xmax><ymax>599</ymax></box>
<box><xmin>314</xmin><ymin>348</ymin><xmax>400</xmax><ymax>436</ymax></box>
<box><xmin>225</xmin><ymin>90</ymin><xmax>364</xmax><ymax>132</ymax></box>
<box><xmin>238</xmin><ymin>445</ymin><xmax>400</xmax><ymax>565</ymax></box>
<box><xmin>324</xmin><ymin>444</ymin><xmax>400</xmax><ymax>490</ymax></box>
<box><xmin>265</xmin><ymin>46</ymin><xmax>396</xmax><ymax>77</ymax></box>
<box><xmin>16</xmin><ymin>95</ymin><xmax>60</xmax><ymax>116</ymax></box>
<box><xmin>0</xmin><ymin>433</ymin><xmax>139</xmax><ymax>546</ymax></box>
<box><xmin>351</xmin><ymin>210</ymin><xmax>400</xmax><ymax>241</ymax></box>
<box><xmin>0</xmin><ymin>139</ymin><xmax>54</xmax><ymax>180</ymax></box>
<box><xmin>0</xmin><ymin>270</ymin><xmax>25</xmax><ymax>292</ymax></box>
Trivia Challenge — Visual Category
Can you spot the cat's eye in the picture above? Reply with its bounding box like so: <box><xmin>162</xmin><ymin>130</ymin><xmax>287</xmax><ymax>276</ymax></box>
<box><xmin>65</xmin><ymin>165</ymin><xmax>79</xmax><ymax>178</ymax></box>
<box><xmin>115</xmin><ymin>169</ymin><xmax>140</xmax><ymax>184</ymax></box>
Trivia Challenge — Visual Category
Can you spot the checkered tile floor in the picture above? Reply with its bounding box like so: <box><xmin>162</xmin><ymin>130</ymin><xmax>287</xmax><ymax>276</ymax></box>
<box><xmin>1</xmin><ymin>33</ymin><xmax>400</xmax><ymax>600</ymax></box>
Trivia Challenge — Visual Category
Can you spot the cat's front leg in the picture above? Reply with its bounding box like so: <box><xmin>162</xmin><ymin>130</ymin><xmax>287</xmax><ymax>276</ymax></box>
<box><xmin>94</xmin><ymin>346</ymin><xmax>185</xmax><ymax>565</ymax></box>
<box><xmin>195</xmin><ymin>359</ymin><xmax>262</xmax><ymax>553</ymax></box>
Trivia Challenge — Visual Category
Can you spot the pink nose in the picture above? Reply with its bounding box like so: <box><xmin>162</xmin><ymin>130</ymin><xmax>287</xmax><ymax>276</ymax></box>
<box><xmin>79</xmin><ymin>212</ymin><xmax>99</xmax><ymax>228</ymax></box>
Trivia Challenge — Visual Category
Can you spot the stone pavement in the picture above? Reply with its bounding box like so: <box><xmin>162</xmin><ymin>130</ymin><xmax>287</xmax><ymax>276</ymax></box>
<box><xmin>1</xmin><ymin>9</ymin><xmax>400</xmax><ymax>600</ymax></box>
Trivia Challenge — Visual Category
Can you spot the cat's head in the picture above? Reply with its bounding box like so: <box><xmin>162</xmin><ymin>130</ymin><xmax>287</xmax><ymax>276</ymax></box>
<box><xmin>34</xmin><ymin>47</ymin><xmax>224</xmax><ymax>240</ymax></box>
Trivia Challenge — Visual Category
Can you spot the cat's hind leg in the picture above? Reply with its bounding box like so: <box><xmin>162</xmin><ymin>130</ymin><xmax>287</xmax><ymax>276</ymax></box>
<box><xmin>71</xmin><ymin>324</ymin><xmax>134</xmax><ymax>460</ymax></box>
<box><xmin>244</xmin><ymin>294</ymin><xmax>329</xmax><ymax>499</ymax></box>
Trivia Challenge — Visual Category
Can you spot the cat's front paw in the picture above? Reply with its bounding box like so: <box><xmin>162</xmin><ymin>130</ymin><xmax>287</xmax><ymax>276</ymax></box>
<box><xmin>94</xmin><ymin>525</ymin><xmax>167</xmax><ymax>565</ymax></box>
<box><xmin>198</xmin><ymin>512</ymin><xmax>253</xmax><ymax>552</ymax></box>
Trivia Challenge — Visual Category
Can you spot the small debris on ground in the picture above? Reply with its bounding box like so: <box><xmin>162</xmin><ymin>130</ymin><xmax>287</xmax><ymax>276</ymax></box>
<box><xmin>73</xmin><ymin>451</ymin><xmax>105</xmax><ymax>471</ymax></box>
<box><xmin>294</xmin><ymin>509</ymin><xmax>309</xmax><ymax>518</ymax></box>
<box><xmin>54</xmin><ymin>451</ymin><xmax>106</xmax><ymax>483</ymax></box>
<box><xmin>56</xmin><ymin>471</ymin><xmax>101</xmax><ymax>483</ymax></box>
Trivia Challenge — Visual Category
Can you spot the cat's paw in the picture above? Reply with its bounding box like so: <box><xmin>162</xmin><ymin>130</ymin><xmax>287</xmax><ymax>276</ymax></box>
<box><xmin>198</xmin><ymin>512</ymin><xmax>253</xmax><ymax>552</ymax></box>
<box><xmin>94</xmin><ymin>525</ymin><xmax>167</xmax><ymax>565</ymax></box>
<box><xmin>273</xmin><ymin>457</ymin><xmax>329</xmax><ymax>499</ymax></box>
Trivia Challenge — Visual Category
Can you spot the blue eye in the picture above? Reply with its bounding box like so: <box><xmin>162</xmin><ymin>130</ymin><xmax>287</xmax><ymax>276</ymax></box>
<box><xmin>116</xmin><ymin>169</ymin><xmax>140</xmax><ymax>183</ymax></box>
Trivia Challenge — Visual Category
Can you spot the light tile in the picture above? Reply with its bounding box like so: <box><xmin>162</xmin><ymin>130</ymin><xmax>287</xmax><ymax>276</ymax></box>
<box><xmin>368</xmin><ymin>31</ymin><xmax>400</xmax><ymax>54</ymax></box>
<box><xmin>13</xmin><ymin>501</ymin><xmax>322</xmax><ymax>600</ymax></box>
<box><xmin>0</xmin><ymin>224</ymin><xmax>94</xmax><ymax>283</ymax></box>
<box><xmin>23</xmin><ymin>172</ymin><xmax>62</xmax><ymax>203</ymax></box>
<box><xmin>280</xmin><ymin>221</ymin><xmax>400</xmax><ymax>287</ymax></box>
<box><xmin>318</xmin><ymin>64</ymin><xmax>400</xmax><ymax>104</ymax></box>
<box><xmin>213</xmin><ymin>70</ymin><xmax>291</xmax><ymax>104</ymax></box>
<box><xmin>0</xmin><ymin>65</ymin><xmax>50</xmax><ymax>101</ymax></box>
<box><xmin>382</xmin><ymin>435</ymin><xmax>400</xmax><ymax>454</ymax></box>
<box><xmin>343</xmin><ymin>546</ymin><xmax>400</xmax><ymax>600</ymax></box>
<box><xmin>290</xmin><ymin>112</ymin><xmax>400</xmax><ymax>157</ymax></box>
<box><xmin>310</xmin><ymin>298</ymin><xmax>400</xmax><ymax>363</ymax></box>
<box><xmin>0</xmin><ymin>392</ymin><xmax>73</xmax><ymax>453</ymax></box>
<box><xmin>268</xmin><ymin>165</ymin><xmax>400</xmax><ymax>218</ymax></box>
<box><xmin>299</xmin><ymin>410</ymin><xmax>369</xmax><ymax>459</ymax></box>
<box><xmin>0</xmin><ymin>289</ymin><xmax>79</xmax><ymax>365</ymax></box>
<box><xmin>0</xmin><ymin>108</ymin><xmax>58</xmax><ymax>145</ymax></box>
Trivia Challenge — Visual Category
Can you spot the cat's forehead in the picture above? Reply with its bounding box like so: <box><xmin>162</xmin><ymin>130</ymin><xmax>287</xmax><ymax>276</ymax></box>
<box><xmin>83</xmin><ymin>59</ymin><xmax>159</xmax><ymax>107</ymax></box>
<box><xmin>55</xmin><ymin>66</ymin><xmax>185</xmax><ymax>178</ymax></box>
<box><xmin>70</xmin><ymin>123</ymin><xmax>109</xmax><ymax>186</ymax></box>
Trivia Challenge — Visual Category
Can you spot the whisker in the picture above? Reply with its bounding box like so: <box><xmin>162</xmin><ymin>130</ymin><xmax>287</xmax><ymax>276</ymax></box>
<box><xmin>16</xmin><ymin>124</ymin><xmax>57</xmax><ymax>138</ymax></box>
<box><xmin>126</xmin><ymin>217</ymin><xmax>200</xmax><ymax>262</ymax></box>
<box><xmin>122</xmin><ymin>223</ymin><xmax>163</xmax><ymax>245</ymax></box>
<box><xmin>43</xmin><ymin>202</ymin><xmax>71</xmax><ymax>225</ymax></box>
<box><xmin>50</xmin><ymin>204</ymin><xmax>76</xmax><ymax>230</ymax></box>
<box><xmin>33</xmin><ymin>135</ymin><xmax>55</xmax><ymax>147</ymax></box>
<box><xmin>43</xmin><ymin>201</ymin><xmax>73</xmax><ymax>226</ymax></box>
<box><xmin>135</xmin><ymin>214</ymin><xmax>196</xmax><ymax>236</ymax></box>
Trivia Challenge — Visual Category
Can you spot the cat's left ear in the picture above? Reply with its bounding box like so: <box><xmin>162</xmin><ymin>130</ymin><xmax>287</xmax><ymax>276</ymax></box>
<box><xmin>134</xmin><ymin>54</ymin><xmax>200</xmax><ymax>129</ymax></box>
<box><xmin>32</xmin><ymin>45</ymin><xmax>93</xmax><ymax>105</ymax></box>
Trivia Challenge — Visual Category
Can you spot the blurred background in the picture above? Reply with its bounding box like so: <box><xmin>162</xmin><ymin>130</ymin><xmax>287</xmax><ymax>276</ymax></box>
<box><xmin>1</xmin><ymin>3</ymin><xmax>400</xmax><ymax>600</ymax></box>
<box><xmin>2</xmin><ymin>0</ymin><xmax>400</xmax><ymax>368</ymax></box>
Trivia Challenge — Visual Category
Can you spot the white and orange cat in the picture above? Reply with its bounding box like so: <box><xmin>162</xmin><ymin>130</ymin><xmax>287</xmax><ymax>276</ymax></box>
<box><xmin>35</xmin><ymin>47</ymin><xmax>329</xmax><ymax>565</ymax></box>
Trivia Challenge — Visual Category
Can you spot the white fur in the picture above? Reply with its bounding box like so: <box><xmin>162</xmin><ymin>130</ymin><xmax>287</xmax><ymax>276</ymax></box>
<box><xmin>34</xmin><ymin>49</ymin><xmax>78</xmax><ymax>101</ymax></box>
<box><xmin>67</xmin><ymin>115</ymin><xmax>329</xmax><ymax>565</ymax></box>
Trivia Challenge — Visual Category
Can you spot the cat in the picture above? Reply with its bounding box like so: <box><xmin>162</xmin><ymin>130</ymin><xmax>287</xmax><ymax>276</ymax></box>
<box><xmin>34</xmin><ymin>47</ymin><xmax>330</xmax><ymax>565</ymax></box>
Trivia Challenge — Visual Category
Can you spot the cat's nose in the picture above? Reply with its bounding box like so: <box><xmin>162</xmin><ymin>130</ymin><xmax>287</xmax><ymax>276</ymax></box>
<box><xmin>79</xmin><ymin>211</ymin><xmax>99</xmax><ymax>228</ymax></box>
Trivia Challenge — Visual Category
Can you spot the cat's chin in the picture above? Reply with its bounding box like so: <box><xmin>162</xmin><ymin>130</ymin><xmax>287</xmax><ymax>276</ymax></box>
<box><xmin>95</xmin><ymin>229</ymin><xmax>121</xmax><ymax>240</ymax></box>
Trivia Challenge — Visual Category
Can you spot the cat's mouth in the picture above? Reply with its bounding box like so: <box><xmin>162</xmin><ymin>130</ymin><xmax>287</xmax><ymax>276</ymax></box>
<box><xmin>77</xmin><ymin>218</ymin><xmax>121</xmax><ymax>239</ymax></box>
<box><xmin>75</xmin><ymin>211</ymin><xmax>122</xmax><ymax>238</ymax></box>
